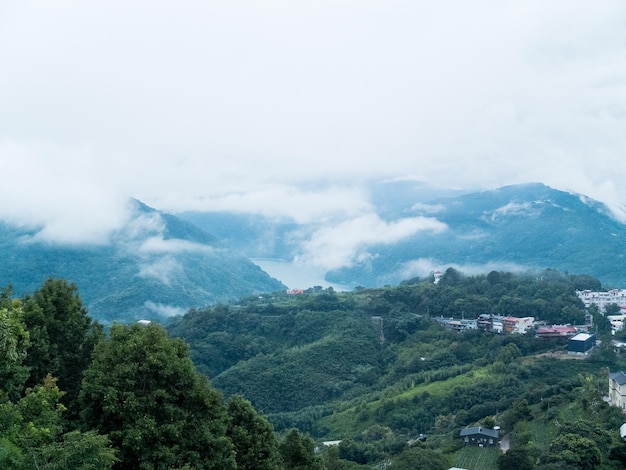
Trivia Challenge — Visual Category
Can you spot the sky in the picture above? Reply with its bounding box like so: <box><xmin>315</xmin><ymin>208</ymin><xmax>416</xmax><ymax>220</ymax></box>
<box><xmin>1</xmin><ymin>0</ymin><xmax>626</xmax><ymax>250</ymax></box>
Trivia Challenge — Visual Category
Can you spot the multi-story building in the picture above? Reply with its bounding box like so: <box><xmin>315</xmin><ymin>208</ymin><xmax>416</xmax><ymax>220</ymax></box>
<box><xmin>609</xmin><ymin>371</ymin><xmax>626</xmax><ymax>410</ymax></box>
<box><xmin>502</xmin><ymin>316</ymin><xmax>535</xmax><ymax>334</ymax></box>
<box><xmin>577</xmin><ymin>289</ymin><xmax>626</xmax><ymax>313</ymax></box>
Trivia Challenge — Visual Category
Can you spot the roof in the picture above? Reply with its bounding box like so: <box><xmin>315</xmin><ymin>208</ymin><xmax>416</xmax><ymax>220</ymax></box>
<box><xmin>610</xmin><ymin>371</ymin><xmax>626</xmax><ymax>386</ymax></box>
<box><xmin>536</xmin><ymin>325</ymin><xmax>577</xmax><ymax>336</ymax></box>
<box><xmin>570</xmin><ymin>333</ymin><xmax>594</xmax><ymax>342</ymax></box>
<box><xmin>459</xmin><ymin>426</ymin><xmax>499</xmax><ymax>439</ymax></box>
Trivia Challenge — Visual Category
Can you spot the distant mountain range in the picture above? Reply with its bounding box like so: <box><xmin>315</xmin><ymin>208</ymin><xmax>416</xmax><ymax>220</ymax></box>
<box><xmin>0</xmin><ymin>200</ymin><xmax>285</xmax><ymax>323</ymax></box>
<box><xmin>4</xmin><ymin>182</ymin><xmax>624</xmax><ymax>323</ymax></box>
<box><xmin>179</xmin><ymin>182</ymin><xmax>626</xmax><ymax>289</ymax></box>
<box><xmin>328</xmin><ymin>183</ymin><xmax>626</xmax><ymax>287</ymax></box>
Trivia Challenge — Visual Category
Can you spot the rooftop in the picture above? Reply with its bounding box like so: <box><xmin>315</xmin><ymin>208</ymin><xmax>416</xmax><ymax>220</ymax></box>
<box><xmin>570</xmin><ymin>333</ymin><xmax>594</xmax><ymax>341</ymax></box>
<box><xmin>610</xmin><ymin>371</ymin><xmax>626</xmax><ymax>386</ymax></box>
<box><xmin>459</xmin><ymin>426</ymin><xmax>499</xmax><ymax>439</ymax></box>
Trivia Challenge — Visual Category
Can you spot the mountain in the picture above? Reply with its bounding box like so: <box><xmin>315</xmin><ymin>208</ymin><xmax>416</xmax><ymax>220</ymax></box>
<box><xmin>329</xmin><ymin>183</ymin><xmax>626</xmax><ymax>287</ymax></box>
<box><xmin>0</xmin><ymin>200</ymin><xmax>285</xmax><ymax>323</ymax></box>
<box><xmin>179</xmin><ymin>183</ymin><xmax>626</xmax><ymax>289</ymax></box>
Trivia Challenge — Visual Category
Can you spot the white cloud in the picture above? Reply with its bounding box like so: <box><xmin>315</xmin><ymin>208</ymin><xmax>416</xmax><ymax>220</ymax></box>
<box><xmin>138</xmin><ymin>237</ymin><xmax>215</xmax><ymax>254</ymax></box>
<box><xmin>1</xmin><ymin>0</ymin><xmax>626</xmax><ymax>242</ymax></box>
<box><xmin>0</xmin><ymin>139</ymin><xmax>131</xmax><ymax>244</ymax></box>
<box><xmin>162</xmin><ymin>185</ymin><xmax>372</xmax><ymax>224</ymax></box>
<box><xmin>137</xmin><ymin>256</ymin><xmax>182</xmax><ymax>285</ymax></box>
<box><xmin>411</xmin><ymin>203</ymin><xmax>446</xmax><ymax>215</ymax></box>
<box><xmin>486</xmin><ymin>202</ymin><xmax>539</xmax><ymax>222</ymax></box>
<box><xmin>399</xmin><ymin>259</ymin><xmax>528</xmax><ymax>280</ymax></box>
<box><xmin>295</xmin><ymin>214</ymin><xmax>448</xmax><ymax>270</ymax></box>
<box><xmin>143</xmin><ymin>301</ymin><xmax>187</xmax><ymax>318</ymax></box>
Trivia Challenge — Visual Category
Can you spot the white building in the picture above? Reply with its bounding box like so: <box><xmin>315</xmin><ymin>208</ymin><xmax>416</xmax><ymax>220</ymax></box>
<box><xmin>608</xmin><ymin>314</ymin><xmax>626</xmax><ymax>335</ymax></box>
<box><xmin>503</xmin><ymin>316</ymin><xmax>535</xmax><ymax>334</ymax></box>
<box><xmin>609</xmin><ymin>371</ymin><xmax>626</xmax><ymax>410</ymax></box>
<box><xmin>577</xmin><ymin>289</ymin><xmax>626</xmax><ymax>313</ymax></box>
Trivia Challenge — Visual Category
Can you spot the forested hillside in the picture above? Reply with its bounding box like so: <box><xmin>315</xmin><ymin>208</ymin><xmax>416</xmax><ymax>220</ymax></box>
<box><xmin>0</xmin><ymin>279</ymin><xmax>319</xmax><ymax>470</ymax></box>
<box><xmin>167</xmin><ymin>269</ymin><xmax>626</xmax><ymax>469</ymax></box>
<box><xmin>0</xmin><ymin>200</ymin><xmax>285</xmax><ymax>324</ymax></box>
<box><xmin>4</xmin><ymin>272</ymin><xmax>626</xmax><ymax>469</ymax></box>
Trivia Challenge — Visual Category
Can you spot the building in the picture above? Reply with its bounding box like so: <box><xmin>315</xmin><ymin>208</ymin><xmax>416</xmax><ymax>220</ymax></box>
<box><xmin>608</xmin><ymin>314</ymin><xmax>626</xmax><ymax>335</ymax></box>
<box><xmin>438</xmin><ymin>318</ymin><xmax>478</xmax><ymax>333</ymax></box>
<box><xmin>477</xmin><ymin>314</ymin><xmax>504</xmax><ymax>333</ymax></box>
<box><xmin>568</xmin><ymin>333</ymin><xmax>596</xmax><ymax>355</ymax></box>
<box><xmin>459</xmin><ymin>426</ymin><xmax>499</xmax><ymax>447</ymax></box>
<box><xmin>577</xmin><ymin>289</ymin><xmax>626</xmax><ymax>313</ymax></box>
<box><xmin>502</xmin><ymin>316</ymin><xmax>535</xmax><ymax>334</ymax></box>
<box><xmin>535</xmin><ymin>325</ymin><xmax>578</xmax><ymax>339</ymax></box>
<box><xmin>609</xmin><ymin>371</ymin><xmax>626</xmax><ymax>410</ymax></box>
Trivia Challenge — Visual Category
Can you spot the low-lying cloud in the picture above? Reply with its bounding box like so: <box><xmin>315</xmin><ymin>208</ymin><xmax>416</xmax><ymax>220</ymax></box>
<box><xmin>144</xmin><ymin>301</ymin><xmax>187</xmax><ymax>318</ymax></box>
<box><xmin>137</xmin><ymin>256</ymin><xmax>182</xmax><ymax>285</ymax></box>
<box><xmin>295</xmin><ymin>214</ymin><xmax>448</xmax><ymax>270</ymax></box>
<box><xmin>399</xmin><ymin>258</ymin><xmax>529</xmax><ymax>280</ymax></box>
<box><xmin>138</xmin><ymin>237</ymin><xmax>215</xmax><ymax>255</ymax></box>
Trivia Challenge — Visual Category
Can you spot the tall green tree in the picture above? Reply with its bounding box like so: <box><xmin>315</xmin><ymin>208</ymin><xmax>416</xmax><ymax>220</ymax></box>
<box><xmin>279</xmin><ymin>428</ymin><xmax>323</xmax><ymax>470</ymax></box>
<box><xmin>22</xmin><ymin>278</ymin><xmax>103</xmax><ymax>422</ymax></box>
<box><xmin>542</xmin><ymin>433</ymin><xmax>602</xmax><ymax>470</ymax></box>
<box><xmin>0</xmin><ymin>375</ymin><xmax>116</xmax><ymax>470</ymax></box>
<box><xmin>0</xmin><ymin>299</ymin><xmax>30</xmax><ymax>402</ymax></box>
<box><xmin>226</xmin><ymin>395</ymin><xmax>284</xmax><ymax>470</ymax></box>
<box><xmin>80</xmin><ymin>323</ymin><xmax>235</xmax><ymax>470</ymax></box>
<box><xmin>498</xmin><ymin>447</ymin><xmax>535</xmax><ymax>470</ymax></box>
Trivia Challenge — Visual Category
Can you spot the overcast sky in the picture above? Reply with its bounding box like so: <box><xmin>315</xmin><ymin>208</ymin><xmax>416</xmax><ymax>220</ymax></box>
<box><xmin>2</xmin><ymin>0</ymin><xmax>626</xmax><ymax>244</ymax></box>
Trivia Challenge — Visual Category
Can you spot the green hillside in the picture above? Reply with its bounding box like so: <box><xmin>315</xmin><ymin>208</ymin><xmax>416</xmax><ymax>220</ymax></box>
<box><xmin>0</xmin><ymin>200</ymin><xmax>285</xmax><ymax>323</ymax></box>
<box><xmin>167</xmin><ymin>269</ymin><xmax>626</xmax><ymax>469</ymax></box>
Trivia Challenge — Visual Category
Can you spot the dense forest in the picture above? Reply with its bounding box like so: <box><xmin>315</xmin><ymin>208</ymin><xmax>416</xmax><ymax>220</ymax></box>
<box><xmin>4</xmin><ymin>270</ymin><xmax>626</xmax><ymax>469</ymax></box>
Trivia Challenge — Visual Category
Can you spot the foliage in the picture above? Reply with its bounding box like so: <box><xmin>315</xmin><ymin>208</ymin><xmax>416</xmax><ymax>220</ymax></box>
<box><xmin>279</xmin><ymin>428</ymin><xmax>323</xmax><ymax>470</ymax></box>
<box><xmin>0</xmin><ymin>291</ymin><xmax>30</xmax><ymax>402</ymax></box>
<box><xmin>0</xmin><ymin>204</ymin><xmax>286</xmax><ymax>324</ymax></box>
<box><xmin>22</xmin><ymin>278</ymin><xmax>103</xmax><ymax>424</ymax></box>
<box><xmin>497</xmin><ymin>447</ymin><xmax>534</xmax><ymax>470</ymax></box>
<box><xmin>4</xmin><ymin>269</ymin><xmax>626</xmax><ymax>469</ymax></box>
<box><xmin>542</xmin><ymin>433</ymin><xmax>602</xmax><ymax>469</ymax></box>
<box><xmin>226</xmin><ymin>395</ymin><xmax>283</xmax><ymax>470</ymax></box>
<box><xmin>388</xmin><ymin>445</ymin><xmax>449</xmax><ymax>470</ymax></box>
<box><xmin>80</xmin><ymin>323</ymin><xmax>236</xmax><ymax>470</ymax></box>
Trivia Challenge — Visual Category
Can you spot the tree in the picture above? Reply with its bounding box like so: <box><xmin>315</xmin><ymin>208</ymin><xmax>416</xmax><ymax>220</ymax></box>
<box><xmin>279</xmin><ymin>428</ymin><xmax>323</xmax><ymax>470</ymax></box>
<box><xmin>0</xmin><ymin>374</ymin><xmax>117</xmax><ymax>470</ymax></box>
<box><xmin>501</xmin><ymin>399</ymin><xmax>532</xmax><ymax>430</ymax></box>
<box><xmin>322</xmin><ymin>445</ymin><xmax>360</xmax><ymax>470</ymax></box>
<box><xmin>588</xmin><ymin>305</ymin><xmax>611</xmax><ymax>336</ymax></box>
<box><xmin>496</xmin><ymin>343</ymin><xmax>522</xmax><ymax>364</ymax></box>
<box><xmin>388</xmin><ymin>446</ymin><xmax>449</xmax><ymax>470</ymax></box>
<box><xmin>80</xmin><ymin>323</ymin><xmax>236</xmax><ymax>470</ymax></box>
<box><xmin>226</xmin><ymin>395</ymin><xmax>283</xmax><ymax>470</ymax></box>
<box><xmin>22</xmin><ymin>278</ymin><xmax>103</xmax><ymax>423</ymax></box>
<box><xmin>36</xmin><ymin>430</ymin><xmax>118</xmax><ymax>470</ymax></box>
<box><xmin>0</xmin><ymin>301</ymin><xmax>30</xmax><ymax>401</ymax></box>
<box><xmin>497</xmin><ymin>447</ymin><xmax>534</xmax><ymax>470</ymax></box>
<box><xmin>543</xmin><ymin>433</ymin><xmax>602</xmax><ymax>470</ymax></box>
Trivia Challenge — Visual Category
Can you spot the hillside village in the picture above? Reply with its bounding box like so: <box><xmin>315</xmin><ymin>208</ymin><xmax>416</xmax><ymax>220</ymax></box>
<box><xmin>433</xmin><ymin>288</ymin><xmax>626</xmax><ymax>357</ymax></box>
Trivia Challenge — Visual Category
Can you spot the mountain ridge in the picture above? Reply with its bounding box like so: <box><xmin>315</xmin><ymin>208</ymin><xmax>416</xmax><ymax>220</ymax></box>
<box><xmin>0</xmin><ymin>199</ymin><xmax>285</xmax><ymax>323</ymax></box>
<box><xmin>178</xmin><ymin>182</ymin><xmax>626</xmax><ymax>289</ymax></box>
